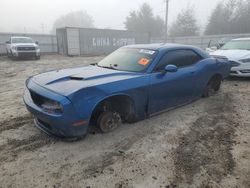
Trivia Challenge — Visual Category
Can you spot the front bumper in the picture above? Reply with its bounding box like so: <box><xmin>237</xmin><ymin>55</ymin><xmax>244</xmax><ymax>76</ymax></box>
<box><xmin>230</xmin><ymin>71</ymin><xmax>250</xmax><ymax>77</ymax></box>
<box><xmin>12</xmin><ymin>50</ymin><xmax>40</xmax><ymax>57</ymax></box>
<box><xmin>230</xmin><ymin>61</ymin><xmax>250</xmax><ymax>77</ymax></box>
<box><xmin>230</xmin><ymin>66</ymin><xmax>250</xmax><ymax>77</ymax></box>
<box><xmin>23</xmin><ymin>81</ymin><xmax>89</xmax><ymax>138</ymax></box>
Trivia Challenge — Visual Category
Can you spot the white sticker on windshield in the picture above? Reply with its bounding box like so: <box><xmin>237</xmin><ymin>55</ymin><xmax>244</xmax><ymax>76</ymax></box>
<box><xmin>139</xmin><ymin>49</ymin><xmax>155</xmax><ymax>55</ymax></box>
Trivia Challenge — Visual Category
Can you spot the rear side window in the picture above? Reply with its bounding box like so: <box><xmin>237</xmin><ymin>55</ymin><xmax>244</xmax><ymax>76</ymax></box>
<box><xmin>154</xmin><ymin>49</ymin><xmax>202</xmax><ymax>72</ymax></box>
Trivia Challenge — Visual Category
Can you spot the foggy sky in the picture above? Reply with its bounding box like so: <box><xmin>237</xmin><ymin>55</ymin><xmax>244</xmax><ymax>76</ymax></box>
<box><xmin>0</xmin><ymin>0</ymin><xmax>222</xmax><ymax>34</ymax></box>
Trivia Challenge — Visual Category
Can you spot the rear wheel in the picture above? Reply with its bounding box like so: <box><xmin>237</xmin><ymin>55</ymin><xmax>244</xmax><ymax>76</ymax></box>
<box><xmin>212</xmin><ymin>77</ymin><xmax>222</xmax><ymax>91</ymax></box>
<box><xmin>202</xmin><ymin>75</ymin><xmax>222</xmax><ymax>97</ymax></box>
<box><xmin>97</xmin><ymin>111</ymin><xmax>121</xmax><ymax>133</ymax></box>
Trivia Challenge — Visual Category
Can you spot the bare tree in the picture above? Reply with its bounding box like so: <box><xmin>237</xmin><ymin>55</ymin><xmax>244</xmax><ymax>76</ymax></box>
<box><xmin>51</xmin><ymin>11</ymin><xmax>94</xmax><ymax>34</ymax></box>
<box><xmin>205</xmin><ymin>0</ymin><xmax>250</xmax><ymax>35</ymax></box>
<box><xmin>169</xmin><ymin>7</ymin><xmax>199</xmax><ymax>37</ymax></box>
<box><xmin>124</xmin><ymin>3</ymin><xmax>164</xmax><ymax>38</ymax></box>
<box><xmin>233</xmin><ymin>0</ymin><xmax>250</xmax><ymax>34</ymax></box>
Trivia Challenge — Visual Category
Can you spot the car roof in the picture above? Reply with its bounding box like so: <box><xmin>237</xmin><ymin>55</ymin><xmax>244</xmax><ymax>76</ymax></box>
<box><xmin>124</xmin><ymin>43</ymin><xmax>200</xmax><ymax>51</ymax></box>
<box><xmin>232</xmin><ymin>38</ymin><xmax>250</xmax><ymax>41</ymax></box>
<box><xmin>124</xmin><ymin>43</ymin><xmax>210</xmax><ymax>59</ymax></box>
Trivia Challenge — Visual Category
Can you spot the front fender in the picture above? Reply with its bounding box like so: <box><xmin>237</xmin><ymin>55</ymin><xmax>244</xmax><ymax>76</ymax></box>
<box><xmin>89</xmin><ymin>93</ymin><xmax>136</xmax><ymax>118</ymax></box>
<box><xmin>69</xmin><ymin>80</ymin><xmax>150</xmax><ymax>121</ymax></box>
<box><xmin>68</xmin><ymin>72</ymin><xmax>151</xmax><ymax>122</ymax></box>
<box><xmin>68</xmin><ymin>87</ymin><xmax>107</xmax><ymax>120</ymax></box>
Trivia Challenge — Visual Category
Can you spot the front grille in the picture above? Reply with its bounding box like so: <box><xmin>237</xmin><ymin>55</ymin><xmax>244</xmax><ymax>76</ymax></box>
<box><xmin>230</xmin><ymin>71</ymin><xmax>238</xmax><ymax>74</ymax></box>
<box><xmin>240</xmin><ymin>70</ymin><xmax>250</xmax><ymax>74</ymax></box>
<box><xmin>230</xmin><ymin>61</ymin><xmax>240</xmax><ymax>67</ymax></box>
<box><xmin>18</xmin><ymin>52</ymin><xmax>36</xmax><ymax>57</ymax></box>
<box><xmin>30</xmin><ymin>90</ymin><xmax>47</xmax><ymax>107</ymax></box>
<box><xmin>17</xmin><ymin>46</ymin><xmax>35</xmax><ymax>51</ymax></box>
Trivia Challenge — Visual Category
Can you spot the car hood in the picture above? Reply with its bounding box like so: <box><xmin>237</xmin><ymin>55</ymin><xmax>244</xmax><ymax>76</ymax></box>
<box><xmin>12</xmin><ymin>43</ymin><xmax>38</xmax><ymax>47</ymax></box>
<box><xmin>210</xmin><ymin>49</ymin><xmax>250</xmax><ymax>61</ymax></box>
<box><xmin>31</xmin><ymin>65</ymin><xmax>143</xmax><ymax>96</ymax></box>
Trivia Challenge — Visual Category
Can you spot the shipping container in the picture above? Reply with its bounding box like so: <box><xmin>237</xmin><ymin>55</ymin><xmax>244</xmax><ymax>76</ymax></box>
<box><xmin>56</xmin><ymin>27</ymin><xmax>150</xmax><ymax>56</ymax></box>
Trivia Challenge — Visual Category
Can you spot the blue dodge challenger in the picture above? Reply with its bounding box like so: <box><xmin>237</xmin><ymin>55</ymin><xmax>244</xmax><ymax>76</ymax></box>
<box><xmin>24</xmin><ymin>44</ymin><xmax>231</xmax><ymax>139</ymax></box>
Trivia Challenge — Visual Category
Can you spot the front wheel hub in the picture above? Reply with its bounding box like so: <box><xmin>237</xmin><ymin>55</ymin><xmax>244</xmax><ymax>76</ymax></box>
<box><xmin>98</xmin><ymin>111</ymin><xmax>121</xmax><ymax>133</ymax></box>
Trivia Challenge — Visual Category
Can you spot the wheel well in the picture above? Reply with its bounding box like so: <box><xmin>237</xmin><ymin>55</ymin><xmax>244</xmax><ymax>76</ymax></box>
<box><xmin>210</xmin><ymin>74</ymin><xmax>223</xmax><ymax>81</ymax></box>
<box><xmin>90</xmin><ymin>95</ymin><xmax>136</xmax><ymax>126</ymax></box>
<box><xmin>209</xmin><ymin>73</ymin><xmax>223</xmax><ymax>91</ymax></box>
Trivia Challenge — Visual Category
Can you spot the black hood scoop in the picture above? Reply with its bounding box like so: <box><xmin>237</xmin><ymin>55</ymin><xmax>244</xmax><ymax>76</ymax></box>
<box><xmin>69</xmin><ymin>76</ymin><xmax>85</xmax><ymax>81</ymax></box>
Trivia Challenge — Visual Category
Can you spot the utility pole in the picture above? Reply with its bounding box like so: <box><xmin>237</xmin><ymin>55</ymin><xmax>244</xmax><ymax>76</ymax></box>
<box><xmin>164</xmin><ymin>0</ymin><xmax>169</xmax><ymax>42</ymax></box>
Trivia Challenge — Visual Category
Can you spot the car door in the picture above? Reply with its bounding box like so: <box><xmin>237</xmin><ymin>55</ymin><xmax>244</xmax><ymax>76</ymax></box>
<box><xmin>148</xmin><ymin>49</ymin><xmax>202</xmax><ymax>114</ymax></box>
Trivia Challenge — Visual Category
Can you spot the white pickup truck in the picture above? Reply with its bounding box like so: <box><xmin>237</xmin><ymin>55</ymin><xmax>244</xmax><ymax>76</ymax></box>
<box><xmin>6</xmin><ymin>36</ymin><xmax>40</xmax><ymax>60</ymax></box>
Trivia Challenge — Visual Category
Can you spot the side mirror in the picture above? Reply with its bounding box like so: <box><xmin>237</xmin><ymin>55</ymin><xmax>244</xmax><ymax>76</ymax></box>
<box><xmin>218</xmin><ymin>42</ymin><xmax>225</xmax><ymax>48</ymax></box>
<box><xmin>165</xmin><ymin>64</ymin><xmax>178</xmax><ymax>73</ymax></box>
<box><xmin>6</xmin><ymin>41</ymin><xmax>10</xmax><ymax>44</ymax></box>
<box><xmin>35</xmin><ymin>41</ymin><xmax>39</xmax><ymax>45</ymax></box>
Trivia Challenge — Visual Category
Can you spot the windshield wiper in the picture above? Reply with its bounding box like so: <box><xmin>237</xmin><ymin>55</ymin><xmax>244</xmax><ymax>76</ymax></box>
<box><xmin>97</xmin><ymin>64</ymin><xmax>118</xmax><ymax>70</ymax></box>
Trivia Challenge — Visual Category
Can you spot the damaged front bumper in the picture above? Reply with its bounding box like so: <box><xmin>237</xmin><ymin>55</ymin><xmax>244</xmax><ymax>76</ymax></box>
<box><xmin>23</xmin><ymin>80</ymin><xmax>89</xmax><ymax>138</ymax></box>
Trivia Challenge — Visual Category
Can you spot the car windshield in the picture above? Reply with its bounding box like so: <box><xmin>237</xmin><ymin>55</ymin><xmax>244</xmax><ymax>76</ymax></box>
<box><xmin>97</xmin><ymin>48</ymin><xmax>157</xmax><ymax>72</ymax></box>
<box><xmin>221</xmin><ymin>40</ymin><xmax>250</xmax><ymax>50</ymax></box>
<box><xmin>12</xmin><ymin>38</ymin><xmax>33</xmax><ymax>43</ymax></box>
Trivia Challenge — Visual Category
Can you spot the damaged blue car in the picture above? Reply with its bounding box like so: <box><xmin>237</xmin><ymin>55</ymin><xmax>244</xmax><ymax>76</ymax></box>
<box><xmin>24</xmin><ymin>44</ymin><xmax>231</xmax><ymax>139</ymax></box>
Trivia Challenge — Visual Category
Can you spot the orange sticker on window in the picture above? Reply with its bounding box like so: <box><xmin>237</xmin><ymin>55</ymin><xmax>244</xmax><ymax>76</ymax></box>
<box><xmin>138</xmin><ymin>58</ymin><xmax>150</xmax><ymax>66</ymax></box>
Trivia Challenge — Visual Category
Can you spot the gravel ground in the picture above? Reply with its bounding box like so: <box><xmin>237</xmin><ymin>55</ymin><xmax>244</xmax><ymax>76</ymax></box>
<box><xmin>0</xmin><ymin>55</ymin><xmax>249</xmax><ymax>188</ymax></box>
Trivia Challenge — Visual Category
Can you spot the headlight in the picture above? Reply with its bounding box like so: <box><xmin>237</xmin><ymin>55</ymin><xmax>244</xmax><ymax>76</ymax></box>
<box><xmin>41</xmin><ymin>100</ymin><xmax>63</xmax><ymax>114</ymax></box>
<box><xmin>239</xmin><ymin>58</ymin><xmax>250</xmax><ymax>63</ymax></box>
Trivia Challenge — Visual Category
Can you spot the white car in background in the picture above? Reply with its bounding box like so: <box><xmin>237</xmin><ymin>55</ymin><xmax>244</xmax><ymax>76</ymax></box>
<box><xmin>210</xmin><ymin>38</ymin><xmax>250</xmax><ymax>77</ymax></box>
<box><xmin>6</xmin><ymin>36</ymin><xmax>40</xmax><ymax>60</ymax></box>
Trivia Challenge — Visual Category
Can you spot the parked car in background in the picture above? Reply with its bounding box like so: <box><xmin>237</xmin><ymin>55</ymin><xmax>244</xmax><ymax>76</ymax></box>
<box><xmin>6</xmin><ymin>36</ymin><xmax>40</xmax><ymax>60</ymax></box>
<box><xmin>210</xmin><ymin>38</ymin><xmax>250</xmax><ymax>77</ymax></box>
<box><xmin>206</xmin><ymin>38</ymin><xmax>230</xmax><ymax>53</ymax></box>
<box><xmin>24</xmin><ymin>44</ymin><xmax>231</xmax><ymax>139</ymax></box>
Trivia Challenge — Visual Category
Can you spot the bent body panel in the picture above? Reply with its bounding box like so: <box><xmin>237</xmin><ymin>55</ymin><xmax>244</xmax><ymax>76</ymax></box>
<box><xmin>24</xmin><ymin>44</ymin><xmax>231</xmax><ymax>138</ymax></box>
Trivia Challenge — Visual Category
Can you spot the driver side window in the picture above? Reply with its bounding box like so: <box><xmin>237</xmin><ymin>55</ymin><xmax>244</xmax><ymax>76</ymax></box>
<box><xmin>154</xmin><ymin>49</ymin><xmax>202</xmax><ymax>72</ymax></box>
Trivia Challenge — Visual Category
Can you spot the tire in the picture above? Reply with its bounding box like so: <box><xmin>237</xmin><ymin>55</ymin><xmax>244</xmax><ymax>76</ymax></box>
<box><xmin>7</xmin><ymin>50</ymin><xmax>13</xmax><ymax>59</ymax></box>
<box><xmin>7</xmin><ymin>50</ymin><xmax>10</xmax><ymax>58</ymax></box>
<box><xmin>97</xmin><ymin>111</ymin><xmax>121</xmax><ymax>133</ymax></box>
<box><xmin>212</xmin><ymin>77</ymin><xmax>222</xmax><ymax>91</ymax></box>
<box><xmin>202</xmin><ymin>75</ymin><xmax>222</xmax><ymax>97</ymax></box>
<box><xmin>125</xmin><ymin>114</ymin><xmax>137</xmax><ymax>123</ymax></box>
<box><xmin>9</xmin><ymin>50</ymin><xmax>16</xmax><ymax>60</ymax></box>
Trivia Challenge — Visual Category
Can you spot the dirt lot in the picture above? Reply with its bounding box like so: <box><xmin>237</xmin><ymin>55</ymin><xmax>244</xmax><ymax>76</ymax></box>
<box><xmin>0</xmin><ymin>55</ymin><xmax>249</xmax><ymax>188</ymax></box>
